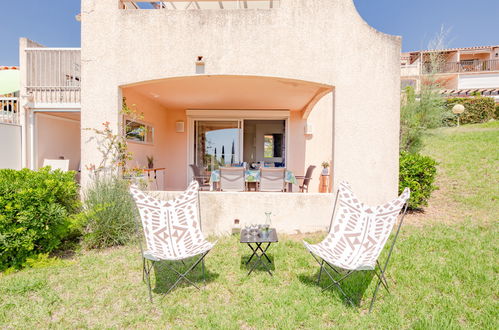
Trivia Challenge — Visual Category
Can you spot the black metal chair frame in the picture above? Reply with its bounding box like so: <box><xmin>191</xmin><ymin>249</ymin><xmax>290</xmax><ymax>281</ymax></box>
<box><xmin>134</xmin><ymin>190</ymin><xmax>210</xmax><ymax>302</ymax></box>
<box><xmin>310</xmin><ymin>190</ymin><xmax>409</xmax><ymax>312</ymax></box>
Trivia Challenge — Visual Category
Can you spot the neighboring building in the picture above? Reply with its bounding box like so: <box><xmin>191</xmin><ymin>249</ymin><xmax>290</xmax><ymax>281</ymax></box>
<box><xmin>12</xmin><ymin>0</ymin><xmax>402</xmax><ymax>210</ymax></box>
<box><xmin>401</xmin><ymin>45</ymin><xmax>499</xmax><ymax>101</ymax></box>
<box><xmin>0</xmin><ymin>66</ymin><xmax>22</xmax><ymax>169</ymax></box>
<box><xmin>16</xmin><ymin>39</ymin><xmax>82</xmax><ymax>174</ymax></box>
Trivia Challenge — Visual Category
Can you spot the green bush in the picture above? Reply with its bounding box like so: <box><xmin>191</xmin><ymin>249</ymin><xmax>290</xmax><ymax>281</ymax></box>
<box><xmin>81</xmin><ymin>176</ymin><xmax>138</xmax><ymax>249</ymax></box>
<box><xmin>445</xmin><ymin>97</ymin><xmax>496</xmax><ymax>125</ymax></box>
<box><xmin>495</xmin><ymin>104</ymin><xmax>499</xmax><ymax>120</ymax></box>
<box><xmin>0</xmin><ymin>168</ymin><xmax>79</xmax><ymax>271</ymax></box>
<box><xmin>399</xmin><ymin>152</ymin><xmax>438</xmax><ymax>209</ymax></box>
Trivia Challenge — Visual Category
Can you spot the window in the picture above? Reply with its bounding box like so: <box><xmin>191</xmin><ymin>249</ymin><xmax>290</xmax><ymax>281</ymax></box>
<box><xmin>264</xmin><ymin>135</ymin><xmax>274</xmax><ymax>158</ymax></box>
<box><xmin>194</xmin><ymin>120</ymin><xmax>241</xmax><ymax>170</ymax></box>
<box><xmin>125</xmin><ymin>119</ymin><xmax>153</xmax><ymax>144</ymax></box>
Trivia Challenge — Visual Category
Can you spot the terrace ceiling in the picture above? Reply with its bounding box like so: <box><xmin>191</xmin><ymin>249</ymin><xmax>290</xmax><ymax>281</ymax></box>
<box><xmin>126</xmin><ymin>75</ymin><xmax>332</xmax><ymax>118</ymax></box>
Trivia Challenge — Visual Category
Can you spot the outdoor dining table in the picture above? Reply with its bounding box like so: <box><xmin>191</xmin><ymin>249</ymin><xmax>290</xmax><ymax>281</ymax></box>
<box><xmin>209</xmin><ymin>169</ymin><xmax>298</xmax><ymax>191</ymax></box>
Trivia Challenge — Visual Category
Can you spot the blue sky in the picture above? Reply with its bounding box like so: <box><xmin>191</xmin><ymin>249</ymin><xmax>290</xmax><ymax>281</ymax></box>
<box><xmin>1</xmin><ymin>0</ymin><xmax>498</xmax><ymax>66</ymax></box>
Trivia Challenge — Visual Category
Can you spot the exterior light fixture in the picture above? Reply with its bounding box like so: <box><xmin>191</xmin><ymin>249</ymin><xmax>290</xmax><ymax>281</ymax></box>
<box><xmin>176</xmin><ymin>121</ymin><xmax>185</xmax><ymax>133</ymax></box>
<box><xmin>196</xmin><ymin>56</ymin><xmax>205</xmax><ymax>74</ymax></box>
<box><xmin>304</xmin><ymin>123</ymin><xmax>313</xmax><ymax>135</ymax></box>
<box><xmin>452</xmin><ymin>104</ymin><xmax>465</xmax><ymax>127</ymax></box>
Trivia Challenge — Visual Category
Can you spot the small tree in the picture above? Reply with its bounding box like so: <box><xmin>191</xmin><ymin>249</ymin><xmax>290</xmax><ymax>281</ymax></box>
<box><xmin>80</xmin><ymin>98</ymin><xmax>144</xmax><ymax>249</ymax></box>
<box><xmin>400</xmin><ymin>27</ymin><xmax>449</xmax><ymax>153</ymax></box>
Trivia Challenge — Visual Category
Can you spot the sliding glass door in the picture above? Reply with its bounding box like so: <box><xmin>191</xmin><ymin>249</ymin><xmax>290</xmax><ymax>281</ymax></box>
<box><xmin>194</xmin><ymin>120</ymin><xmax>242</xmax><ymax>171</ymax></box>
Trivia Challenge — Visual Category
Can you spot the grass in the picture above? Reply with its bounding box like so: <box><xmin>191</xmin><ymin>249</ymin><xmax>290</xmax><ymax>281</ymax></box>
<box><xmin>1</xmin><ymin>123</ymin><xmax>498</xmax><ymax>328</ymax></box>
<box><xmin>419</xmin><ymin>121</ymin><xmax>499</xmax><ymax>223</ymax></box>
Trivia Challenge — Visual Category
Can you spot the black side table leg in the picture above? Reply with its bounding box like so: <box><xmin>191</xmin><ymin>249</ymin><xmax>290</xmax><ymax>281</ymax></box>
<box><xmin>256</xmin><ymin>243</ymin><xmax>272</xmax><ymax>264</ymax></box>
<box><xmin>247</xmin><ymin>242</ymin><xmax>273</xmax><ymax>276</ymax></box>
<box><xmin>246</xmin><ymin>243</ymin><xmax>259</xmax><ymax>265</ymax></box>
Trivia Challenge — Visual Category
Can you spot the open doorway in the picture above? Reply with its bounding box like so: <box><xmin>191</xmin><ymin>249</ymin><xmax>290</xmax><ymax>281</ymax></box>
<box><xmin>243</xmin><ymin>120</ymin><xmax>285</xmax><ymax>168</ymax></box>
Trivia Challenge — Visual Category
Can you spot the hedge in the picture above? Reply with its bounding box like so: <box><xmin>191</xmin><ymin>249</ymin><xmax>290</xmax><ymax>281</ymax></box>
<box><xmin>445</xmin><ymin>97</ymin><xmax>496</xmax><ymax>125</ymax></box>
<box><xmin>0</xmin><ymin>168</ymin><xmax>79</xmax><ymax>271</ymax></box>
<box><xmin>399</xmin><ymin>151</ymin><xmax>438</xmax><ymax>209</ymax></box>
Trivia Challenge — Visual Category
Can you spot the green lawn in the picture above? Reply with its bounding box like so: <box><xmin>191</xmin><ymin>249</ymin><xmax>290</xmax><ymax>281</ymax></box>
<box><xmin>421</xmin><ymin>121</ymin><xmax>499</xmax><ymax>223</ymax></box>
<box><xmin>1</xmin><ymin>123</ymin><xmax>498</xmax><ymax>328</ymax></box>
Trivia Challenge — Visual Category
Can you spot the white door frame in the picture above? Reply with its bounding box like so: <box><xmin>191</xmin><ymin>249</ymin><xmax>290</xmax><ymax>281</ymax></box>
<box><xmin>186</xmin><ymin>110</ymin><xmax>290</xmax><ymax>185</ymax></box>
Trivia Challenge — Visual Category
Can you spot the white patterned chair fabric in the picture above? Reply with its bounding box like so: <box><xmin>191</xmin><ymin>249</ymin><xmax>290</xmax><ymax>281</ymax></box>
<box><xmin>304</xmin><ymin>182</ymin><xmax>410</xmax><ymax>271</ymax></box>
<box><xmin>130</xmin><ymin>181</ymin><xmax>215</xmax><ymax>261</ymax></box>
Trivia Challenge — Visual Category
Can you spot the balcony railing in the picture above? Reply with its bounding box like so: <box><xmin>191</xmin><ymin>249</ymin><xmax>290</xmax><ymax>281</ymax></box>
<box><xmin>26</xmin><ymin>48</ymin><xmax>81</xmax><ymax>104</ymax></box>
<box><xmin>120</xmin><ymin>0</ymin><xmax>280</xmax><ymax>10</ymax></box>
<box><xmin>0</xmin><ymin>97</ymin><xmax>20</xmax><ymax>125</ymax></box>
<box><xmin>422</xmin><ymin>59</ymin><xmax>499</xmax><ymax>74</ymax></box>
<box><xmin>401</xmin><ymin>64</ymin><xmax>420</xmax><ymax>77</ymax></box>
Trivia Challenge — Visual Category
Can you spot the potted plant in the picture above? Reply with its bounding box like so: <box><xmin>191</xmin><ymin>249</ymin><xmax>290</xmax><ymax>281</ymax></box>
<box><xmin>321</xmin><ymin>161</ymin><xmax>330</xmax><ymax>176</ymax></box>
<box><xmin>147</xmin><ymin>155</ymin><xmax>154</xmax><ymax>169</ymax></box>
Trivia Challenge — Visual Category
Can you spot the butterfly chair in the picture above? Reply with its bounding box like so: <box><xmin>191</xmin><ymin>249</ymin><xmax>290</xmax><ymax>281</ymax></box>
<box><xmin>43</xmin><ymin>159</ymin><xmax>70</xmax><ymax>172</ymax></box>
<box><xmin>130</xmin><ymin>181</ymin><xmax>216</xmax><ymax>302</ymax></box>
<box><xmin>303</xmin><ymin>182</ymin><xmax>410</xmax><ymax>312</ymax></box>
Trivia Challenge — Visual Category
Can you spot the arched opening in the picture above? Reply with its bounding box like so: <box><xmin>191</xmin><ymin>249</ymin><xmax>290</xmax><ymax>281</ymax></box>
<box><xmin>121</xmin><ymin>75</ymin><xmax>333</xmax><ymax>191</ymax></box>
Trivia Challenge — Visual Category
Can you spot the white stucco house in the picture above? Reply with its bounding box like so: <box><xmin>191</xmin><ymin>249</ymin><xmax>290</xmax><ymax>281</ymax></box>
<box><xmin>8</xmin><ymin>0</ymin><xmax>402</xmax><ymax>234</ymax></box>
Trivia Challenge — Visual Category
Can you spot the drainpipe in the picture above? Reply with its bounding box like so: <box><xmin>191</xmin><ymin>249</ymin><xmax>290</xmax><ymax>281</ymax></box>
<box><xmin>29</xmin><ymin>108</ymin><xmax>35</xmax><ymax>170</ymax></box>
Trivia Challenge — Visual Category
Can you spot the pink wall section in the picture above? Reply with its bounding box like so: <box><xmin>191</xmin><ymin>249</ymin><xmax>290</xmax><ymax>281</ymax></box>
<box><xmin>164</xmin><ymin>107</ymin><xmax>187</xmax><ymax>190</ymax></box>
<box><xmin>122</xmin><ymin>89</ymin><xmax>187</xmax><ymax>190</ymax></box>
<box><xmin>36</xmin><ymin>114</ymin><xmax>81</xmax><ymax>171</ymax></box>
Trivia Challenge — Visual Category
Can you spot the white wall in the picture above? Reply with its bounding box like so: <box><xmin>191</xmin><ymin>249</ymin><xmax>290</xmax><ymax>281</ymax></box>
<box><xmin>0</xmin><ymin>123</ymin><xmax>22</xmax><ymax>170</ymax></box>
<box><xmin>458</xmin><ymin>74</ymin><xmax>499</xmax><ymax>89</ymax></box>
<box><xmin>156</xmin><ymin>191</ymin><xmax>335</xmax><ymax>235</ymax></box>
<box><xmin>81</xmin><ymin>0</ymin><xmax>401</xmax><ymax>204</ymax></box>
<box><xmin>36</xmin><ymin>114</ymin><xmax>81</xmax><ymax>171</ymax></box>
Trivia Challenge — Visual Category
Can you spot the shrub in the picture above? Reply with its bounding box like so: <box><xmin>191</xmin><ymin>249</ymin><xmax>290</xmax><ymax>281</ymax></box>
<box><xmin>81</xmin><ymin>176</ymin><xmax>138</xmax><ymax>249</ymax></box>
<box><xmin>495</xmin><ymin>104</ymin><xmax>499</xmax><ymax>120</ymax></box>
<box><xmin>0</xmin><ymin>168</ymin><xmax>79</xmax><ymax>271</ymax></box>
<box><xmin>399</xmin><ymin>152</ymin><xmax>438</xmax><ymax>209</ymax></box>
<box><xmin>445</xmin><ymin>97</ymin><xmax>496</xmax><ymax>125</ymax></box>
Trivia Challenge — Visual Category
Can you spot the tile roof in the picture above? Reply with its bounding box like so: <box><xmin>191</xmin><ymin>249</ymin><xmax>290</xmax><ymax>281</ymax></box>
<box><xmin>408</xmin><ymin>46</ymin><xmax>499</xmax><ymax>54</ymax></box>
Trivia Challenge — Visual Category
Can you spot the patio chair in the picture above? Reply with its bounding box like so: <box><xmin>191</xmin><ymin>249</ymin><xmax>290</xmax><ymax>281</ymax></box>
<box><xmin>260</xmin><ymin>168</ymin><xmax>285</xmax><ymax>192</ymax></box>
<box><xmin>219</xmin><ymin>167</ymin><xmax>245</xmax><ymax>192</ymax></box>
<box><xmin>129</xmin><ymin>181</ymin><xmax>216</xmax><ymax>302</ymax></box>
<box><xmin>189</xmin><ymin>164</ymin><xmax>210</xmax><ymax>191</ymax></box>
<box><xmin>295</xmin><ymin>165</ymin><xmax>316</xmax><ymax>193</ymax></box>
<box><xmin>303</xmin><ymin>182</ymin><xmax>410</xmax><ymax>312</ymax></box>
<box><xmin>42</xmin><ymin>159</ymin><xmax>69</xmax><ymax>172</ymax></box>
